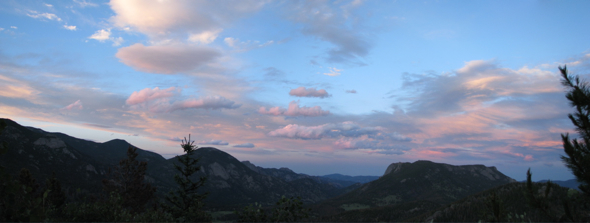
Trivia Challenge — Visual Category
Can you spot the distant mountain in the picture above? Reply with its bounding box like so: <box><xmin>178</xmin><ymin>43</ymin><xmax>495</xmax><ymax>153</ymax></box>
<box><xmin>538</xmin><ymin>179</ymin><xmax>580</xmax><ymax>190</ymax></box>
<box><xmin>0</xmin><ymin>118</ymin><xmax>349</xmax><ymax>209</ymax></box>
<box><xmin>313</xmin><ymin>160</ymin><xmax>516</xmax><ymax>219</ymax></box>
<box><xmin>241</xmin><ymin>161</ymin><xmax>364</xmax><ymax>189</ymax></box>
<box><xmin>320</xmin><ymin>174</ymin><xmax>379</xmax><ymax>185</ymax></box>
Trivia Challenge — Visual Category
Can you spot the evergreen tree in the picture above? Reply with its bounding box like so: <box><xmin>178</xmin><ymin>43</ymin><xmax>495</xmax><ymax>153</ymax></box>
<box><xmin>166</xmin><ymin>135</ymin><xmax>211</xmax><ymax>222</ymax></box>
<box><xmin>560</xmin><ymin>65</ymin><xmax>590</xmax><ymax>195</ymax></box>
<box><xmin>102</xmin><ymin>146</ymin><xmax>156</xmax><ymax>213</ymax></box>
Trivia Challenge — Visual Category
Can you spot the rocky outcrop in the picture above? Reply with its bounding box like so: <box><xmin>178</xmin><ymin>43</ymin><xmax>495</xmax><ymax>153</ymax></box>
<box><xmin>383</xmin><ymin>162</ymin><xmax>407</xmax><ymax>176</ymax></box>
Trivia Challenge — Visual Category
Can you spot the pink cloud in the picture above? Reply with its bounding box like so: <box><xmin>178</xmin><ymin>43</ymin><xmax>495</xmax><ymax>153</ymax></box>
<box><xmin>267</xmin><ymin>121</ymin><xmax>403</xmax><ymax>141</ymax></box>
<box><xmin>259</xmin><ymin>101</ymin><xmax>330</xmax><ymax>117</ymax></box>
<box><xmin>168</xmin><ymin>96</ymin><xmax>241</xmax><ymax>112</ymax></box>
<box><xmin>289</xmin><ymin>87</ymin><xmax>330</xmax><ymax>98</ymax></box>
<box><xmin>110</xmin><ymin>0</ymin><xmax>265</xmax><ymax>38</ymax></box>
<box><xmin>126</xmin><ymin>87</ymin><xmax>178</xmax><ymax>105</ymax></box>
<box><xmin>126</xmin><ymin>87</ymin><xmax>240</xmax><ymax>113</ymax></box>
<box><xmin>62</xmin><ymin>100</ymin><xmax>83</xmax><ymax>110</ymax></box>
<box><xmin>116</xmin><ymin>43</ymin><xmax>221</xmax><ymax>74</ymax></box>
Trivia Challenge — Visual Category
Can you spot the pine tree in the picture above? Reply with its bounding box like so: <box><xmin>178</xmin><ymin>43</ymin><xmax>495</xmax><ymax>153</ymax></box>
<box><xmin>166</xmin><ymin>135</ymin><xmax>211</xmax><ymax>222</ymax></box>
<box><xmin>102</xmin><ymin>146</ymin><xmax>156</xmax><ymax>213</ymax></box>
<box><xmin>560</xmin><ymin>65</ymin><xmax>590</xmax><ymax>195</ymax></box>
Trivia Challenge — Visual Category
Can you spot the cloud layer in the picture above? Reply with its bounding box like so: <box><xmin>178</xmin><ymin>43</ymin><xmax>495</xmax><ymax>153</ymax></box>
<box><xmin>126</xmin><ymin>87</ymin><xmax>241</xmax><ymax>112</ymax></box>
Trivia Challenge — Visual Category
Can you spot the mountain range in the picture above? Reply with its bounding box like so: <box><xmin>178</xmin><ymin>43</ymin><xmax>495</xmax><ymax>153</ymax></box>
<box><xmin>0</xmin><ymin>118</ymin><xmax>359</xmax><ymax>208</ymax></box>
<box><xmin>0</xmin><ymin>118</ymin><xmax>579</xmax><ymax>221</ymax></box>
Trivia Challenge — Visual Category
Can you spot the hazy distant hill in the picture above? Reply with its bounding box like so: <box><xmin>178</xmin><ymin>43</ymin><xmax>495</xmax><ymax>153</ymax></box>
<box><xmin>314</xmin><ymin>160</ymin><xmax>516</xmax><ymax>220</ymax></box>
<box><xmin>538</xmin><ymin>179</ymin><xmax>580</xmax><ymax>190</ymax></box>
<box><xmin>320</xmin><ymin>174</ymin><xmax>379</xmax><ymax>184</ymax></box>
<box><xmin>241</xmin><ymin>160</ymin><xmax>365</xmax><ymax>189</ymax></box>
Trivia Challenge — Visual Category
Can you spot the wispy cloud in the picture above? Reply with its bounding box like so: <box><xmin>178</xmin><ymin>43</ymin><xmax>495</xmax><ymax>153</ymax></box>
<box><xmin>63</xmin><ymin>25</ymin><xmax>76</xmax><ymax>31</ymax></box>
<box><xmin>259</xmin><ymin>101</ymin><xmax>330</xmax><ymax>117</ymax></box>
<box><xmin>199</xmin><ymin>139</ymin><xmax>229</xmax><ymax>145</ymax></box>
<box><xmin>74</xmin><ymin>0</ymin><xmax>98</xmax><ymax>8</ymax></box>
<box><xmin>62</xmin><ymin>100</ymin><xmax>83</xmax><ymax>110</ymax></box>
<box><xmin>324</xmin><ymin>67</ymin><xmax>342</xmax><ymax>76</ymax></box>
<box><xmin>26</xmin><ymin>10</ymin><xmax>61</xmax><ymax>21</ymax></box>
<box><xmin>224</xmin><ymin>37</ymin><xmax>274</xmax><ymax>52</ymax></box>
<box><xmin>286</xmin><ymin>1</ymin><xmax>371</xmax><ymax>65</ymax></box>
<box><xmin>233</xmin><ymin>143</ymin><xmax>255</xmax><ymax>148</ymax></box>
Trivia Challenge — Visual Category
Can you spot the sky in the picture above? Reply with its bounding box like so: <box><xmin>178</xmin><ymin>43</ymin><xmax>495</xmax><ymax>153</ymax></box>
<box><xmin>1</xmin><ymin>0</ymin><xmax>590</xmax><ymax>181</ymax></box>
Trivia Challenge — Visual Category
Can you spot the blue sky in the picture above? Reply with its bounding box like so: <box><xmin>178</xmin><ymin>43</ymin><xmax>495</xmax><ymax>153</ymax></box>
<box><xmin>1</xmin><ymin>0</ymin><xmax>590</xmax><ymax>181</ymax></box>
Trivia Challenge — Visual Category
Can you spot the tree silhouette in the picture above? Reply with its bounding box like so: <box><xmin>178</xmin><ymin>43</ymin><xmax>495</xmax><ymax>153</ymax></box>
<box><xmin>560</xmin><ymin>65</ymin><xmax>590</xmax><ymax>195</ymax></box>
<box><xmin>102</xmin><ymin>146</ymin><xmax>156</xmax><ymax>213</ymax></box>
<box><xmin>166</xmin><ymin>135</ymin><xmax>211</xmax><ymax>222</ymax></box>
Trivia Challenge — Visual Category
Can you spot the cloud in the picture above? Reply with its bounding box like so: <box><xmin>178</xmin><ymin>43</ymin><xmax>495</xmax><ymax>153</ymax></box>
<box><xmin>233</xmin><ymin>143</ymin><xmax>255</xmax><ymax>148</ymax></box>
<box><xmin>324</xmin><ymin>67</ymin><xmax>342</xmax><ymax>76</ymax></box>
<box><xmin>10</xmin><ymin>26</ymin><xmax>17</xmax><ymax>29</ymax></box>
<box><xmin>268</xmin><ymin>121</ymin><xmax>401</xmax><ymax>140</ymax></box>
<box><xmin>0</xmin><ymin>74</ymin><xmax>39</xmax><ymax>100</ymax></box>
<box><xmin>83</xmin><ymin>123</ymin><xmax>111</xmax><ymax>129</ymax></box>
<box><xmin>26</xmin><ymin>11</ymin><xmax>61</xmax><ymax>21</ymax></box>
<box><xmin>89</xmin><ymin>29</ymin><xmax>111</xmax><ymax>41</ymax></box>
<box><xmin>346</xmin><ymin>89</ymin><xmax>357</xmax><ymax>93</ymax></box>
<box><xmin>289</xmin><ymin>87</ymin><xmax>330</xmax><ymax>98</ymax></box>
<box><xmin>188</xmin><ymin>29</ymin><xmax>222</xmax><ymax>44</ymax></box>
<box><xmin>115</xmin><ymin>43</ymin><xmax>221</xmax><ymax>74</ymax></box>
<box><xmin>333</xmin><ymin>136</ymin><xmax>409</xmax><ymax>154</ymax></box>
<box><xmin>63</xmin><ymin>25</ymin><xmax>76</xmax><ymax>31</ymax></box>
<box><xmin>199</xmin><ymin>139</ymin><xmax>229</xmax><ymax>145</ymax></box>
<box><xmin>264</xmin><ymin>67</ymin><xmax>285</xmax><ymax>77</ymax></box>
<box><xmin>62</xmin><ymin>100</ymin><xmax>83</xmax><ymax>110</ymax></box>
<box><xmin>259</xmin><ymin>101</ymin><xmax>330</xmax><ymax>117</ymax></box>
<box><xmin>74</xmin><ymin>0</ymin><xmax>98</xmax><ymax>7</ymax></box>
<box><xmin>126</xmin><ymin>88</ymin><xmax>241</xmax><ymax>113</ymax></box>
<box><xmin>126</xmin><ymin>87</ymin><xmax>178</xmax><ymax>105</ymax></box>
<box><xmin>167</xmin><ymin>96</ymin><xmax>241</xmax><ymax>112</ymax></box>
<box><xmin>109</xmin><ymin>0</ymin><xmax>266</xmax><ymax>40</ymax></box>
<box><xmin>224</xmin><ymin>37</ymin><xmax>274</xmax><ymax>52</ymax></box>
<box><xmin>400</xmin><ymin>60</ymin><xmax>561</xmax><ymax>117</ymax></box>
<box><xmin>88</xmin><ymin>29</ymin><xmax>123</xmax><ymax>46</ymax></box>
<box><xmin>286</xmin><ymin>1</ymin><xmax>371</xmax><ymax>64</ymax></box>
<box><xmin>44</xmin><ymin>3</ymin><xmax>53</xmax><ymax>7</ymax></box>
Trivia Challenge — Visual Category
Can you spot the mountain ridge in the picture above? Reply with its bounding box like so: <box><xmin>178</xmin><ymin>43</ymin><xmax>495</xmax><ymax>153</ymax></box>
<box><xmin>0</xmin><ymin>118</ymin><xmax>353</xmax><ymax>208</ymax></box>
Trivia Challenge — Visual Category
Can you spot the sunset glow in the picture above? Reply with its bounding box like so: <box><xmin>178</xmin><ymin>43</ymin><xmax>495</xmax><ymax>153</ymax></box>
<box><xmin>1</xmin><ymin>0</ymin><xmax>589</xmax><ymax>181</ymax></box>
